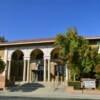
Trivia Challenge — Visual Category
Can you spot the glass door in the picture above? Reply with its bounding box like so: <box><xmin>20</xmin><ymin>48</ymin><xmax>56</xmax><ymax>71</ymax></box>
<box><xmin>32</xmin><ymin>70</ymin><xmax>37</xmax><ymax>82</ymax></box>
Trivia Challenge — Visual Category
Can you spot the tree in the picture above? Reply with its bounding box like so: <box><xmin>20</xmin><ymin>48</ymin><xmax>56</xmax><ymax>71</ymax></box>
<box><xmin>79</xmin><ymin>45</ymin><xmax>99</xmax><ymax>78</ymax></box>
<box><xmin>94</xmin><ymin>54</ymin><xmax>100</xmax><ymax>79</ymax></box>
<box><xmin>55</xmin><ymin>28</ymin><xmax>80</xmax><ymax>80</ymax></box>
<box><xmin>0</xmin><ymin>36</ymin><xmax>7</xmax><ymax>42</ymax></box>
<box><xmin>0</xmin><ymin>59</ymin><xmax>6</xmax><ymax>73</ymax></box>
<box><xmin>55</xmin><ymin>27</ymin><xmax>99</xmax><ymax>81</ymax></box>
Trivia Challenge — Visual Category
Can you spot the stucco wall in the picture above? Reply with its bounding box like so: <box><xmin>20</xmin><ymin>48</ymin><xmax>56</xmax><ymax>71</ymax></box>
<box><xmin>0</xmin><ymin>48</ymin><xmax>4</xmax><ymax>59</ymax></box>
<box><xmin>50</xmin><ymin>62</ymin><xmax>57</xmax><ymax>81</ymax></box>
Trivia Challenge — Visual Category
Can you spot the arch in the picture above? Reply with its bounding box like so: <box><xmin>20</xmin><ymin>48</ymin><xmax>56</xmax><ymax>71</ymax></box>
<box><xmin>50</xmin><ymin>48</ymin><xmax>65</xmax><ymax>82</ymax></box>
<box><xmin>51</xmin><ymin>48</ymin><xmax>60</xmax><ymax>60</ymax></box>
<box><xmin>30</xmin><ymin>49</ymin><xmax>44</xmax><ymax>82</ymax></box>
<box><xmin>10</xmin><ymin>50</ymin><xmax>24</xmax><ymax>82</ymax></box>
<box><xmin>11</xmin><ymin>50</ymin><xmax>24</xmax><ymax>60</ymax></box>
<box><xmin>30</xmin><ymin>49</ymin><xmax>44</xmax><ymax>61</ymax></box>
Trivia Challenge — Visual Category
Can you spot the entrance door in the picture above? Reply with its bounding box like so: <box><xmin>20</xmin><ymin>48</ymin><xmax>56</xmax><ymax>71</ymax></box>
<box><xmin>32</xmin><ymin>70</ymin><xmax>37</xmax><ymax>82</ymax></box>
<box><xmin>55</xmin><ymin>65</ymin><xmax>65</xmax><ymax>82</ymax></box>
<box><xmin>38</xmin><ymin>65</ymin><xmax>43</xmax><ymax>81</ymax></box>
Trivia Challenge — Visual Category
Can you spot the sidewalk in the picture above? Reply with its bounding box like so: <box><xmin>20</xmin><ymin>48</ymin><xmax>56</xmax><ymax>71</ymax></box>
<box><xmin>0</xmin><ymin>87</ymin><xmax>100</xmax><ymax>100</ymax></box>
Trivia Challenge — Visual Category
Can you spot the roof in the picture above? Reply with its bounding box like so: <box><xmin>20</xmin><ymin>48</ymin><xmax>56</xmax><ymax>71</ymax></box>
<box><xmin>85</xmin><ymin>36</ymin><xmax>100</xmax><ymax>40</ymax></box>
<box><xmin>0</xmin><ymin>36</ymin><xmax>100</xmax><ymax>46</ymax></box>
<box><xmin>0</xmin><ymin>38</ymin><xmax>55</xmax><ymax>46</ymax></box>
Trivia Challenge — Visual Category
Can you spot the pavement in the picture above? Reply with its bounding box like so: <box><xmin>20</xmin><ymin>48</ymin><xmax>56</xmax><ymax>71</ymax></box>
<box><xmin>0</xmin><ymin>82</ymin><xmax>100</xmax><ymax>100</ymax></box>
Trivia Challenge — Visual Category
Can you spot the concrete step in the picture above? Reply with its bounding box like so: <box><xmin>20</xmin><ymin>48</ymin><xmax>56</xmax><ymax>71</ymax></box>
<box><xmin>6</xmin><ymin>82</ymin><xmax>66</xmax><ymax>93</ymax></box>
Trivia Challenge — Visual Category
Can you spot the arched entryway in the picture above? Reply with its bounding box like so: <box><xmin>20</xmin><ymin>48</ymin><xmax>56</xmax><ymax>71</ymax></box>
<box><xmin>10</xmin><ymin>50</ymin><xmax>24</xmax><ymax>82</ymax></box>
<box><xmin>30</xmin><ymin>49</ymin><xmax>44</xmax><ymax>82</ymax></box>
<box><xmin>51</xmin><ymin>48</ymin><xmax>65</xmax><ymax>82</ymax></box>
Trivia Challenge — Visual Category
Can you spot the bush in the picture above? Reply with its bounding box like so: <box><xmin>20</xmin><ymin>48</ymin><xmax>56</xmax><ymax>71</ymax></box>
<box><xmin>97</xmin><ymin>86</ymin><xmax>100</xmax><ymax>90</ymax></box>
<box><xmin>0</xmin><ymin>59</ymin><xmax>5</xmax><ymax>73</ymax></box>
<box><xmin>73</xmin><ymin>81</ymin><xmax>81</xmax><ymax>90</ymax></box>
<box><xmin>68</xmin><ymin>81</ymin><xmax>75</xmax><ymax>86</ymax></box>
<box><xmin>68</xmin><ymin>81</ymin><xmax>81</xmax><ymax>90</ymax></box>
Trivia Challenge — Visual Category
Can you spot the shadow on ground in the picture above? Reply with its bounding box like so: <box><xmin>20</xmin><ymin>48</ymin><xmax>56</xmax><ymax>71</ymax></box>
<box><xmin>6</xmin><ymin>83</ymin><xmax>45</xmax><ymax>92</ymax></box>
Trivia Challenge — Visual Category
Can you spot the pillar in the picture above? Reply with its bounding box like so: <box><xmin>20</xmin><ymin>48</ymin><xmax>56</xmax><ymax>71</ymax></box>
<box><xmin>7</xmin><ymin>60</ymin><xmax>11</xmax><ymax>80</ymax></box>
<box><xmin>4</xmin><ymin>48</ymin><xmax>8</xmax><ymax>77</ymax></box>
<box><xmin>23</xmin><ymin>59</ymin><xmax>26</xmax><ymax>82</ymax></box>
<box><xmin>44</xmin><ymin>59</ymin><xmax>46</xmax><ymax>81</ymax></box>
<box><xmin>27</xmin><ymin>58</ymin><xmax>30</xmax><ymax>82</ymax></box>
<box><xmin>48</xmin><ymin>59</ymin><xmax>50</xmax><ymax>81</ymax></box>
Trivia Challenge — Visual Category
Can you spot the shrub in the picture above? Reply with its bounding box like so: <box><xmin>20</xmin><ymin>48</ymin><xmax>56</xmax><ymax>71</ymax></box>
<box><xmin>68</xmin><ymin>81</ymin><xmax>75</xmax><ymax>86</ymax></box>
<box><xmin>0</xmin><ymin>59</ymin><xmax>5</xmax><ymax>73</ymax></box>
<box><xmin>68</xmin><ymin>81</ymin><xmax>81</xmax><ymax>90</ymax></box>
<box><xmin>73</xmin><ymin>81</ymin><xmax>81</xmax><ymax>90</ymax></box>
<box><xmin>97</xmin><ymin>86</ymin><xmax>100</xmax><ymax>90</ymax></box>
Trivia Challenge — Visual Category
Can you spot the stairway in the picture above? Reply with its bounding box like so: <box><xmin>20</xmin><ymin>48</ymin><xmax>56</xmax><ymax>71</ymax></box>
<box><xmin>6</xmin><ymin>82</ymin><xmax>66</xmax><ymax>93</ymax></box>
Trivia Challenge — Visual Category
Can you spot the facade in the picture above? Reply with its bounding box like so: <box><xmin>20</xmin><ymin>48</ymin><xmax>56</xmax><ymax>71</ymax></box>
<box><xmin>0</xmin><ymin>37</ymin><xmax>100</xmax><ymax>85</ymax></box>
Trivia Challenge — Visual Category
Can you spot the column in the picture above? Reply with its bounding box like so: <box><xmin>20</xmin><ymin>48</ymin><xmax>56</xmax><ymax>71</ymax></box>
<box><xmin>27</xmin><ymin>58</ymin><xmax>30</xmax><ymax>82</ymax></box>
<box><xmin>23</xmin><ymin>59</ymin><xmax>26</xmax><ymax>82</ymax></box>
<box><xmin>44</xmin><ymin>59</ymin><xmax>46</xmax><ymax>82</ymax></box>
<box><xmin>4</xmin><ymin>48</ymin><xmax>8</xmax><ymax>76</ymax></box>
<box><xmin>48</xmin><ymin>59</ymin><xmax>50</xmax><ymax>81</ymax></box>
<box><xmin>7</xmin><ymin>60</ymin><xmax>11</xmax><ymax>80</ymax></box>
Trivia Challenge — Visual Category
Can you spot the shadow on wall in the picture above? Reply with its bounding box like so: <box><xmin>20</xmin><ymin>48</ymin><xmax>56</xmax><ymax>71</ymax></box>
<box><xmin>6</xmin><ymin>83</ymin><xmax>45</xmax><ymax>92</ymax></box>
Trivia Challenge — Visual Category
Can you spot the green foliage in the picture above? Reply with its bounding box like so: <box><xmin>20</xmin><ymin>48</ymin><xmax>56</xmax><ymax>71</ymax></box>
<box><xmin>95</xmin><ymin>72</ymin><xmax>100</xmax><ymax>79</ymax></box>
<box><xmin>95</xmin><ymin>61</ymin><xmax>100</xmax><ymax>72</ymax></box>
<box><xmin>68</xmin><ymin>81</ymin><xmax>75</xmax><ymax>86</ymax></box>
<box><xmin>94</xmin><ymin>55</ymin><xmax>100</xmax><ymax>79</ymax></box>
<box><xmin>55</xmin><ymin>27</ymin><xmax>99</xmax><ymax>80</ymax></box>
<box><xmin>0</xmin><ymin>59</ymin><xmax>6</xmax><ymax>73</ymax></box>
<box><xmin>68</xmin><ymin>81</ymin><xmax>81</xmax><ymax>90</ymax></box>
<box><xmin>73</xmin><ymin>81</ymin><xmax>81</xmax><ymax>90</ymax></box>
<box><xmin>96</xmin><ymin>54</ymin><xmax>100</xmax><ymax>64</ymax></box>
<box><xmin>97</xmin><ymin>85</ymin><xmax>100</xmax><ymax>90</ymax></box>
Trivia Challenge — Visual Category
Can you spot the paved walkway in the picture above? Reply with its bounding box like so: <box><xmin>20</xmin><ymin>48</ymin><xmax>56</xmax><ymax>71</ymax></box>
<box><xmin>0</xmin><ymin>82</ymin><xmax>100</xmax><ymax>100</ymax></box>
<box><xmin>0</xmin><ymin>90</ymin><xmax>100</xmax><ymax>100</ymax></box>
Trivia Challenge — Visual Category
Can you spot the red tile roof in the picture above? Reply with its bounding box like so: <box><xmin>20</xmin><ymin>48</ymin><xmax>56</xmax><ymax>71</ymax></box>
<box><xmin>0</xmin><ymin>36</ymin><xmax>100</xmax><ymax>46</ymax></box>
<box><xmin>10</xmin><ymin>38</ymin><xmax>55</xmax><ymax>43</ymax></box>
<box><xmin>0</xmin><ymin>38</ymin><xmax>55</xmax><ymax>46</ymax></box>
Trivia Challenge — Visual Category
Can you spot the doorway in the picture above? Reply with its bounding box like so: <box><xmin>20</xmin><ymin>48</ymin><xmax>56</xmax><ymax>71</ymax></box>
<box><xmin>55</xmin><ymin>65</ymin><xmax>65</xmax><ymax>82</ymax></box>
<box><xmin>38</xmin><ymin>65</ymin><xmax>44</xmax><ymax>81</ymax></box>
<box><xmin>31</xmin><ymin>70</ymin><xmax>37</xmax><ymax>82</ymax></box>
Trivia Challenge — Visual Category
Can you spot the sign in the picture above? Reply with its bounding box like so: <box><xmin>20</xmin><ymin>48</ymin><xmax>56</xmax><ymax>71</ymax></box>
<box><xmin>81</xmin><ymin>78</ymin><xmax>96</xmax><ymax>89</ymax></box>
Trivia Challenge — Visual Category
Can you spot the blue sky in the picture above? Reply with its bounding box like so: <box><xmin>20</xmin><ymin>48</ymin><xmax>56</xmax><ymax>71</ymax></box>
<box><xmin>0</xmin><ymin>0</ymin><xmax>100</xmax><ymax>41</ymax></box>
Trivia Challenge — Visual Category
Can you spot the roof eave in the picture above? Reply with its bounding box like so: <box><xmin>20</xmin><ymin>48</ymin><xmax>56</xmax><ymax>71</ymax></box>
<box><xmin>0</xmin><ymin>40</ymin><xmax>55</xmax><ymax>46</ymax></box>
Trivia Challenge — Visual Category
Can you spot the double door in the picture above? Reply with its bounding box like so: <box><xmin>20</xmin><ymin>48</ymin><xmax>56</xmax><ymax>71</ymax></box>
<box><xmin>55</xmin><ymin>65</ymin><xmax>65</xmax><ymax>81</ymax></box>
<box><xmin>32</xmin><ymin>65</ymin><xmax>44</xmax><ymax>82</ymax></box>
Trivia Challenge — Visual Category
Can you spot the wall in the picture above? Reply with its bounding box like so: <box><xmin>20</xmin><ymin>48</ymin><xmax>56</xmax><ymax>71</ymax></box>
<box><xmin>0</xmin><ymin>48</ymin><xmax>4</xmax><ymax>59</ymax></box>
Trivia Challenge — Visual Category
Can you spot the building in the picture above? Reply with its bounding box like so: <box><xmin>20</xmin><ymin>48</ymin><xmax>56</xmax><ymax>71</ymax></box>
<box><xmin>0</xmin><ymin>37</ymin><xmax>100</xmax><ymax>85</ymax></box>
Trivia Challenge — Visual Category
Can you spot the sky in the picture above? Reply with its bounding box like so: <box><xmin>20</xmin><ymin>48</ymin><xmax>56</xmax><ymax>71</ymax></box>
<box><xmin>0</xmin><ymin>0</ymin><xmax>100</xmax><ymax>41</ymax></box>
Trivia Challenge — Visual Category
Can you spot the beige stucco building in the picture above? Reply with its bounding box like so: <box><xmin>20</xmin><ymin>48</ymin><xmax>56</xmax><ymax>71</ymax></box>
<box><xmin>0</xmin><ymin>37</ymin><xmax>100</xmax><ymax>85</ymax></box>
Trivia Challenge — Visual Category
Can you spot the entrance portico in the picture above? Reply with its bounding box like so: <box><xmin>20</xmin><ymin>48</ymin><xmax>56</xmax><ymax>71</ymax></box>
<box><xmin>30</xmin><ymin>49</ymin><xmax>44</xmax><ymax>82</ymax></box>
<box><xmin>1</xmin><ymin>38</ymin><xmax>68</xmax><ymax>85</ymax></box>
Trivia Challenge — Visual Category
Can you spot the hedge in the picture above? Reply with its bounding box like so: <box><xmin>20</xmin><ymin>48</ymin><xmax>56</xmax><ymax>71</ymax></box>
<box><xmin>68</xmin><ymin>81</ymin><xmax>81</xmax><ymax>90</ymax></box>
